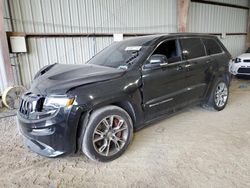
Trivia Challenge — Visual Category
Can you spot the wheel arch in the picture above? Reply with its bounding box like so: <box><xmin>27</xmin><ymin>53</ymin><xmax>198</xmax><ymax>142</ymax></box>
<box><xmin>111</xmin><ymin>101</ymin><xmax>136</xmax><ymax>125</ymax></box>
<box><xmin>203</xmin><ymin>72</ymin><xmax>230</xmax><ymax>106</ymax></box>
<box><xmin>75</xmin><ymin>100</ymin><xmax>138</xmax><ymax>153</ymax></box>
<box><xmin>218</xmin><ymin>73</ymin><xmax>231</xmax><ymax>85</ymax></box>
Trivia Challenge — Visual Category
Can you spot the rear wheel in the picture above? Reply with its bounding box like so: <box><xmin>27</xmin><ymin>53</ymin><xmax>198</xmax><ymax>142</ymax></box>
<box><xmin>207</xmin><ymin>79</ymin><xmax>229</xmax><ymax>111</ymax></box>
<box><xmin>81</xmin><ymin>105</ymin><xmax>133</xmax><ymax>162</ymax></box>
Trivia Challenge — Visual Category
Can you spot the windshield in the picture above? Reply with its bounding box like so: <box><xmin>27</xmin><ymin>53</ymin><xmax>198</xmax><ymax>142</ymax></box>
<box><xmin>87</xmin><ymin>37</ymin><xmax>153</xmax><ymax>69</ymax></box>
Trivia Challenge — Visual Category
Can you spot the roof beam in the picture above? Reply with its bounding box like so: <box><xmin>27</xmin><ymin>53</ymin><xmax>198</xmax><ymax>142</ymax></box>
<box><xmin>191</xmin><ymin>0</ymin><xmax>249</xmax><ymax>10</ymax></box>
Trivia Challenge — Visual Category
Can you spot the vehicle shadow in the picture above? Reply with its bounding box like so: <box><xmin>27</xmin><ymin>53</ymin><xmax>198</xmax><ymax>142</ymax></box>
<box><xmin>235</xmin><ymin>75</ymin><xmax>250</xmax><ymax>80</ymax></box>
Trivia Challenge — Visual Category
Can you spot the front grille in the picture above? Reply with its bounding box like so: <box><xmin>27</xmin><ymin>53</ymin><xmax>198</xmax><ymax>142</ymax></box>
<box><xmin>238</xmin><ymin>68</ymin><xmax>250</xmax><ymax>73</ymax></box>
<box><xmin>19</xmin><ymin>93</ymin><xmax>45</xmax><ymax>118</ymax></box>
<box><xmin>19</xmin><ymin>99</ymin><xmax>32</xmax><ymax>116</ymax></box>
<box><xmin>243</xmin><ymin>59</ymin><xmax>250</xmax><ymax>63</ymax></box>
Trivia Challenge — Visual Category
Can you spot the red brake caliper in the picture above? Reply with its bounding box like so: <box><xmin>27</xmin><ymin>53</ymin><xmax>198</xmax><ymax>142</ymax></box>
<box><xmin>113</xmin><ymin>118</ymin><xmax>122</xmax><ymax>138</ymax></box>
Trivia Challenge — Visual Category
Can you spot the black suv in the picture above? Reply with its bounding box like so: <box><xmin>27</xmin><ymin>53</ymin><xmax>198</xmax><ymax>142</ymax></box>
<box><xmin>17</xmin><ymin>33</ymin><xmax>231</xmax><ymax>162</ymax></box>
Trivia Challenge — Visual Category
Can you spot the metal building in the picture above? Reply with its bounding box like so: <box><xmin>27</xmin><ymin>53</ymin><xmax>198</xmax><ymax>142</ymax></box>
<box><xmin>0</xmin><ymin>0</ymin><xmax>249</xmax><ymax>93</ymax></box>
<box><xmin>188</xmin><ymin>0</ymin><xmax>248</xmax><ymax>57</ymax></box>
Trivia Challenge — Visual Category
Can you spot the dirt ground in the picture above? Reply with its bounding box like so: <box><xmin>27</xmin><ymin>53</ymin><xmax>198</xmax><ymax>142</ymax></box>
<box><xmin>0</xmin><ymin>78</ymin><xmax>250</xmax><ymax>188</ymax></box>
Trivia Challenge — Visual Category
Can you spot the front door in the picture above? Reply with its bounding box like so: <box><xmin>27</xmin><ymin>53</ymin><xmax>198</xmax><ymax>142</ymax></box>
<box><xmin>141</xmin><ymin>39</ymin><xmax>189</xmax><ymax>120</ymax></box>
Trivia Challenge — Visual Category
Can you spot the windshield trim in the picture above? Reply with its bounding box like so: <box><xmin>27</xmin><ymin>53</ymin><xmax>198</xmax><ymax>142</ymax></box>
<box><xmin>87</xmin><ymin>40</ymin><xmax>153</xmax><ymax>69</ymax></box>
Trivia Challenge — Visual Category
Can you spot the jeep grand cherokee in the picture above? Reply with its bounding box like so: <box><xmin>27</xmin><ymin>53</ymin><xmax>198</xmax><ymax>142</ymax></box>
<box><xmin>17</xmin><ymin>33</ymin><xmax>231</xmax><ymax>162</ymax></box>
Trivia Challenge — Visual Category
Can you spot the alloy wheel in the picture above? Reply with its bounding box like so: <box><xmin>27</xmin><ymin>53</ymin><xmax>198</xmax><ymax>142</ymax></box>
<box><xmin>214</xmin><ymin>82</ymin><xmax>228</xmax><ymax>108</ymax></box>
<box><xmin>92</xmin><ymin>115</ymin><xmax>129</xmax><ymax>157</ymax></box>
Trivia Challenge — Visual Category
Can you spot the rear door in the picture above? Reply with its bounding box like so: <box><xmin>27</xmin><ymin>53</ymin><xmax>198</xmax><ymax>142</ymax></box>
<box><xmin>202</xmin><ymin>37</ymin><xmax>224</xmax><ymax>71</ymax></box>
<box><xmin>179</xmin><ymin>37</ymin><xmax>210</xmax><ymax>102</ymax></box>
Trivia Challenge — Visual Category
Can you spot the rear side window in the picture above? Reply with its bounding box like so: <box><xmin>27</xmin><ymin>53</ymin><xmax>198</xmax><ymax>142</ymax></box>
<box><xmin>202</xmin><ymin>38</ymin><xmax>222</xmax><ymax>55</ymax></box>
<box><xmin>180</xmin><ymin>38</ymin><xmax>205</xmax><ymax>59</ymax></box>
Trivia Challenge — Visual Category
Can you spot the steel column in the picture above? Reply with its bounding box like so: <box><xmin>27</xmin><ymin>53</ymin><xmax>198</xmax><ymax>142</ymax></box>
<box><xmin>246</xmin><ymin>3</ymin><xmax>250</xmax><ymax>48</ymax></box>
<box><xmin>177</xmin><ymin>0</ymin><xmax>190</xmax><ymax>32</ymax></box>
<box><xmin>0</xmin><ymin>0</ymin><xmax>13</xmax><ymax>89</ymax></box>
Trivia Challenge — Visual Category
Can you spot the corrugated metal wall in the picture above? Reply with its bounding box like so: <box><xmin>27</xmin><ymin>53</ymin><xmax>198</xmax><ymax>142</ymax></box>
<box><xmin>188</xmin><ymin>1</ymin><xmax>248</xmax><ymax>57</ymax></box>
<box><xmin>1</xmin><ymin>0</ymin><xmax>249</xmax><ymax>90</ymax></box>
<box><xmin>16</xmin><ymin>37</ymin><xmax>115</xmax><ymax>86</ymax></box>
<box><xmin>220</xmin><ymin>35</ymin><xmax>247</xmax><ymax>56</ymax></box>
<box><xmin>10</xmin><ymin>0</ymin><xmax>177</xmax><ymax>33</ymax></box>
<box><xmin>188</xmin><ymin>3</ymin><xmax>247</xmax><ymax>33</ymax></box>
<box><xmin>7</xmin><ymin>0</ymin><xmax>177</xmax><ymax>88</ymax></box>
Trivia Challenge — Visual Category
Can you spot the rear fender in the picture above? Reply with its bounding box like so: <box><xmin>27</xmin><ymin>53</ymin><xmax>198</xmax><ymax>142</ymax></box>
<box><xmin>204</xmin><ymin>73</ymin><xmax>230</xmax><ymax>101</ymax></box>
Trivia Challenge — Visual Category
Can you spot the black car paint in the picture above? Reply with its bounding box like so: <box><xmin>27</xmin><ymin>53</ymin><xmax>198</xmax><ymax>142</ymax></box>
<box><xmin>17</xmin><ymin>34</ymin><xmax>231</xmax><ymax>157</ymax></box>
<box><xmin>30</xmin><ymin>63</ymin><xmax>125</xmax><ymax>95</ymax></box>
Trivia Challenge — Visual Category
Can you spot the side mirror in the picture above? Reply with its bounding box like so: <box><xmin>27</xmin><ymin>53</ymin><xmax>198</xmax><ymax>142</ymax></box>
<box><xmin>144</xmin><ymin>54</ymin><xmax>168</xmax><ymax>69</ymax></box>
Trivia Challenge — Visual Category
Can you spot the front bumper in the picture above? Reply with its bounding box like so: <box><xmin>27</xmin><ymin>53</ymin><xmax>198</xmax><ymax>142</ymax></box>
<box><xmin>17</xmin><ymin>106</ymin><xmax>82</xmax><ymax>157</ymax></box>
<box><xmin>229</xmin><ymin>61</ymin><xmax>250</xmax><ymax>75</ymax></box>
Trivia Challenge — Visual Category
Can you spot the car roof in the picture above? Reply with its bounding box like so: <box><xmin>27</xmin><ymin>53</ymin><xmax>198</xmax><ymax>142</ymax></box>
<box><xmin>123</xmin><ymin>33</ymin><xmax>217</xmax><ymax>46</ymax></box>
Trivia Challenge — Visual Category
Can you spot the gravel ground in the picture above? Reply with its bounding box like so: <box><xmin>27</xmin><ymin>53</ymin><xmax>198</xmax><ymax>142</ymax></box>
<box><xmin>0</xmin><ymin>78</ymin><xmax>250</xmax><ymax>188</ymax></box>
<box><xmin>0</xmin><ymin>107</ymin><xmax>16</xmax><ymax>119</ymax></box>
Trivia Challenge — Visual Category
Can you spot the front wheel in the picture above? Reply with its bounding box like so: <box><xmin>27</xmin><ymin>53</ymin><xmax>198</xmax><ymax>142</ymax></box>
<box><xmin>81</xmin><ymin>105</ymin><xmax>133</xmax><ymax>162</ymax></box>
<box><xmin>208</xmin><ymin>79</ymin><xmax>229</xmax><ymax>111</ymax></box>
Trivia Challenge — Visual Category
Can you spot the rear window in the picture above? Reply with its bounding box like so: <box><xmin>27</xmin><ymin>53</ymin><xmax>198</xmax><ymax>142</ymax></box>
<box><xmin>180</xmin><ymin>38</ymin><xmax>206</xmax><ymax>59</ymax></box>
<box><xmin>202</xmin><ymin>38</ymin><xmax>222</xmax><ymax>55</ymax></box>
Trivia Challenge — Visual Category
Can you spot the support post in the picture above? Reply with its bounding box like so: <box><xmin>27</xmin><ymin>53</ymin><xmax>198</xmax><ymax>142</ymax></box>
<box><xmin>0</xmin><ymin>0</ymin><xmax>13</xmax><ymax>90</ymax></box>
<box><xmin>246</xmin><ymin>4</ymin><xmax>250</xmax><ymax>48</ymax></box>
<box><xmin>177</xmin><ymin>0</ymin><xmax>190</xmax><ymax>32</ymax></box>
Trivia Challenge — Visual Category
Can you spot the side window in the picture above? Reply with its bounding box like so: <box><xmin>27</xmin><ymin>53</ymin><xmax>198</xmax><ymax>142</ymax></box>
<box><xmin>152</xmin><ymin>39</ymin><xmax>181</xmax><ymax>63</ymax></box>
<box><xmin>202</xmin><ymin>38</ymin><xmax>222</xmax><ymax>55</ymax></box>
<box><xmin>180</xmin><ymin>38</ymin><xmax>206</xmax><ymax>59</ymax></box>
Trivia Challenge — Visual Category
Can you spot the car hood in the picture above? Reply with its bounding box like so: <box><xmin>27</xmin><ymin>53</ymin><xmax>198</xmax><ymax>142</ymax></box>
<box><xmin>237</xmin><ymin>53</ymin><xmax>250</xmax><ymax>59</ymax></box>
<box><xmin>30</xmin><ymin>63</ymin><xmax>125</xmax><ymax>95</ymax></box>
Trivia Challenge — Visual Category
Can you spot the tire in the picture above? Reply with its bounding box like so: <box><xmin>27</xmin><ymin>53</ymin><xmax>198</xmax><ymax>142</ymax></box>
<box><xmin>81</xmin><ymin>105</ymin><xmax>133</xmax><ymax>162</ymax></box>
<box><xmin>207</xmin><ymin>78</ymin><xmax>229</xmax><ymax>111</ymax></box>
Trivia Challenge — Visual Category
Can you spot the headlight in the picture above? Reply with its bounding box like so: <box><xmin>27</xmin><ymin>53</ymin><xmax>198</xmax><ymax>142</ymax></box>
<box><xmin>43</xmin><ymin>95</ymin><xmax>75</xmax><ymax>109</ymax></box>
<box><xmin>234</xmin><ymin>58</ymin><xmax>241</xmax><ymax>63</ymax></box>
<box><xmin>28</xmin><ymin>95</ymin><xmax>74</xmax><ymax>120</ymax></box>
